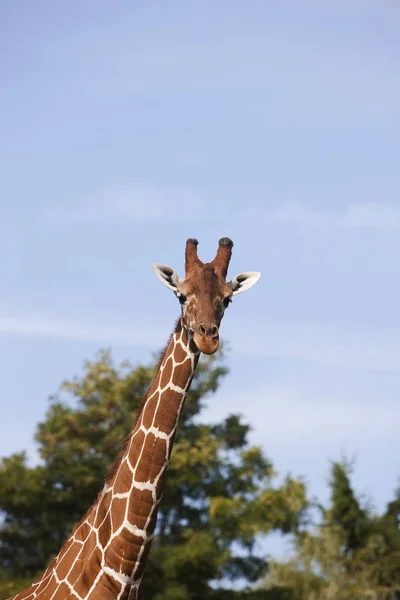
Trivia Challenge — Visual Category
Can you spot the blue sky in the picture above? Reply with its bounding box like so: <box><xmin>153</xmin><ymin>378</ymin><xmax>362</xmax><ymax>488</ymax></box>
<box><xmin>1</xmin><ymin>0</ymin><xmax>400</xmax><ymax>559</ymax></box>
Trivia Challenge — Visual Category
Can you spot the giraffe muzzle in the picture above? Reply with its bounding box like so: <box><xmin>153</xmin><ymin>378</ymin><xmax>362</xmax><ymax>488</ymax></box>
<box><xmin>193</xmin><ymin>322</ymin><xmax>220</xmax><ymax>354</ymax></box>
<box><xmin>198</xmin><ymin>323</ymin><xmax>219</xmax><ymax>338</ymax></box>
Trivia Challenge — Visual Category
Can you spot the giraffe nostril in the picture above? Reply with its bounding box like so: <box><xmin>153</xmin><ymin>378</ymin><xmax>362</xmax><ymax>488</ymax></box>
<box><xmin>210</xmin><ymin>325</ymin><xmax>219</xmax><ymax>338</ymax></box>
<box><xmin>197</xmin><ymin>323</ymin><xmax>219</xmax><ymax>338</ymax></box>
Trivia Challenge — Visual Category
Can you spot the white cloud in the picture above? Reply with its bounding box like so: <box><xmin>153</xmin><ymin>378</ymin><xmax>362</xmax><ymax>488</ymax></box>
<box><xmin>226</xmin><ymin>318</ymin><xmax>400</xmax><ymax>372</ymax></box>
<box><xmin>0</xmin><ymin>315</ymin><xmax>165</xmax><ymax>347</ymax></box>
<box><xmin>273</xmin><ymin>202</ymin><xmax>330</xmax><ymax>228</ymax></box>
<box><xmin>344</xmin><ymin>203</ymin><xmax>400</xmax><ymax>229</ymax></box>
<box><xmin>271</xmin><ymin>202</ymin><xmax>400</xmax><ymax>231</ymax></box>
<box><xmin>97</xmin><ymin>7</ymin><xmax>399</xmax><ymax>123</ymax></box>
<box><xmin>41</xmin><ymin>184</ymin><xmax>213</xmax><ymax>227</ymax></box>
<box><xmin>2</xmin><ymin>313</ymin><xmax>400</xmax><ymax>373</ymax></box>
<box><xmin>230</xmin><ymin>384</ymin><xmax>400</xmax><ymax>443</ymax></box>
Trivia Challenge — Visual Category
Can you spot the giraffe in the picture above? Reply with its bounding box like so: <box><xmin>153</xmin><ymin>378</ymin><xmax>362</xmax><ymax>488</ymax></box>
<box><xmin>10</xmin><ymin>237</ymin><xmax>260</xmax><ymax>600</ymax></box>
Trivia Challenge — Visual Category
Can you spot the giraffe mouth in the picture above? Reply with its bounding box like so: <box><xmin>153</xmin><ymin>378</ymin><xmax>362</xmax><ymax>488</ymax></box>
<box><xmin>192</xmin><ymin>332</ymin><xmax>220</xmax><ymax>355</ymax></box>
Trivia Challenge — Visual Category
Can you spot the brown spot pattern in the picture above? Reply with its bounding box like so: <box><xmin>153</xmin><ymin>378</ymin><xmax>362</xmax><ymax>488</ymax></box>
<box><xmin>160</xmin><ymin>356</ymin><xmax>173</xmax><ymax>389</ymax></box>
<box><xmin>173</xmin><ymin>342</ymin><xmax>187</xmax><ymax>363</ymax></box>
<box><xmin>135</xmin><ymin>434</ymin><xmax>167</xmax><ymax>483</ymax></box>
<box><xmin>141</xmin><ymin>392</ymin><xmax>159</xmax><ymax>429</ymax></box>
<box><xmin>10</xmin><ymin>322</ymin><xmax>201</xmax><ymax>600</ymax></box>
<box><xmin>99</xmin><ymin>513</ymin><xmax>112</xmax><ymax>548</ymax></box>
<box><xmin>110</xmin><ymin>497</ymin><xmax>126</xmax><ymax>533</ymax></box>
<box><xmin>153</xmin><ymin>390</ymin><xmax>182</xmax><ymax>430</ymax></box>
<box><xmin>126</xmin><ymin>489</ymin><xmax>153</xmax><ymax>530</ymax></box>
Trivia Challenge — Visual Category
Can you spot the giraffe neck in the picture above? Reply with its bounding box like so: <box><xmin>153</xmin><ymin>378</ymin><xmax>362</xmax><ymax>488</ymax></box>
<box><xmin>11</xmin><ymin>319</ymin><xmax>199</xmax><ymax>600</ymax></box>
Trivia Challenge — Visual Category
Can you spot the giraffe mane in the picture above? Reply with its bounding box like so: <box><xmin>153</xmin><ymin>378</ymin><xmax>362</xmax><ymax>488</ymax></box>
<box><xmin>104</xmin><ymin>319</ymin><xmax>182</xmax><ymax>486</ymax></box>
<box><xmin>65</xmin><ymin>320</ymin><xmax>182</xmax><ymax>543</ymax></box>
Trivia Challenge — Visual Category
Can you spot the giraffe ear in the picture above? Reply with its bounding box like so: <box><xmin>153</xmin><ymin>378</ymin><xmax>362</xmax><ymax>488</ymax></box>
<box><xmin>153</xmin><ymin>263</ymin><xmax>182</xmax><ymax>291</ymax></box>
<box><xmin>228</xmin><ymin>271</ymin><xmax>261</xmax><ymax>296</ymax></box>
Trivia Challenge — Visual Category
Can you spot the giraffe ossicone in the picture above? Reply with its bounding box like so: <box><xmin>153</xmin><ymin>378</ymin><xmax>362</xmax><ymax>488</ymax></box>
<box><xmin>10</xmin><ymin>238</ymin><xmax>260</xmax><ymax>600</ymax></box>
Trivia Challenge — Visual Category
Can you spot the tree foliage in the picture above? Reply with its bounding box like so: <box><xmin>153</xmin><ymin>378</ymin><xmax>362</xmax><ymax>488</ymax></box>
<box><xmin>0</xmin><ymin>348</ymin><xmax>306</xmax><ymax>600</ymax></box>
<box><xmin>265</xmin><ymin>460</ymin><xmax>400</xmax><ymax>600</ymax></box>
<box><xmin>2</xmin><ymin>349</ymin><xmax>399</xmax><ymax>600</ymax></box>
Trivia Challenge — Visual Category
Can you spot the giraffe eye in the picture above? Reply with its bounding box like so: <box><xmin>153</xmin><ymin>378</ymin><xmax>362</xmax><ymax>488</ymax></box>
<box><xmin>223</xmin><ymin>296</ymin><xmax>232</xmax><ymax>308</ymax></box>
<box><xmin>177</xmin><ymin>293</ymin><xmax>187</xmax><ymax>305</ymax></box>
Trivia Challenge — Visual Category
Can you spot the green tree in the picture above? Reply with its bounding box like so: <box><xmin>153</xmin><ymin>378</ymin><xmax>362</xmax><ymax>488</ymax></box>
<box><xmin>264</xmin><ymin>460</ymin><xmax>400</xmax><ymax>600</ymax></box>
<box><xmin>329</xmin><ymin>459</ymin><xmax>368</xmax><ymax>556</ymax></box>
<box><xmin>358</xmin><ymin>486</ymin><xmax>400</xmax><ymax>598</ymax></box>
<box><xmin>0</xmin><ymin>349</ymin><xmax>306</xmax><ymax>600</ymax></box>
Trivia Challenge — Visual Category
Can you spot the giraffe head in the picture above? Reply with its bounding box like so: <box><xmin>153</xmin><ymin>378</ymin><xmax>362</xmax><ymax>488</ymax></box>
<box><xmin>153</xmin><ymin>238</ymin><xmax>260</xmax><ymax>355</ymax></box>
